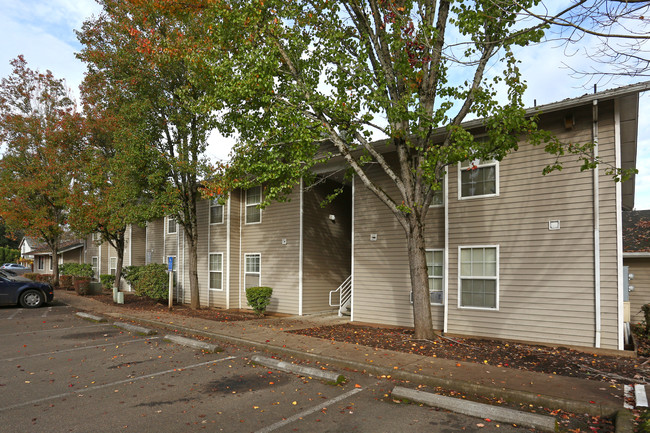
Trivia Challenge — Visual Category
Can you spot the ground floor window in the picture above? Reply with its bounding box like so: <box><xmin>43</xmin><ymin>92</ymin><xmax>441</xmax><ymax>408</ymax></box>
<box><xmin>459</xmin><ymin>246</ymin><xmax>498</xmax><ymax>309</ymax></box>
<box><xmin>37</xmin><ymin>256</ymin><xmax>44</xmax><ymax>270</ymax></box>
<box><xmin>244</xmin><ymin>253</ymin><xmax>261</xmax><ymax>289</ymax></box>
<box><xmin>109</xmin><ymin>257</ymin><xmax>117</xmax><ymax>276</ymax></box>
<box><xmin>92</xmin><ymin>257</ymin><xmax>98</xmax><ymax>278</ymax></box>
<box><xmin>209</xmin><ymin>253</ymin><xmax>223</xmax><ymax>290</ymax></box>
<box><xmin>427</xmin><ymin>249</ymin><xmax>444</xmax><ymax>304</ymax></box>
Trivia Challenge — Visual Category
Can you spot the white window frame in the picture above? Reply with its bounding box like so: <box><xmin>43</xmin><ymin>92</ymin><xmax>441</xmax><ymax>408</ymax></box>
<box><xmin>167</xmin><ymin>217</ymin><xmax>177</xmax><ymax>234</ymax></box>
<box><xmin>92</xmin><ymin>256</ymin><xmax>99</xmax><ymax>278</ymax></box>
<box><xmin>92</xmin><ymin>232</ymin><xmax>100</xmax><ymax>242</ymax></box>
<box><xmin>210</xmin><ymin>199</ymin><xmax>224</xmax><ymax>225</ymax></box>
<box><xmin>37</xmin><ymin>256</ymin><xmax>44</xmax><ymax>270</ymax></box>
<box><xmin>429</xmin><ymin>180</ymin><xmax>444</xmax><ymax>208</ymax></box>
<box><xmin>49</xmin><ymin>257</ymin><xmax>53</xmax><ymax>271</ymax></box>
<box><xmin>244</xmin><ymin>253</ymin><xmax>261</xmax><ymax>288</ymax></box>
<box><xmin>458</xmin><ymin>159</ymin><xmax>499</xmax><ymax>200</ymax></box>
<box><xmin>458</xmin><ymin>245</ymin><xmax>499</xmax><ymax>310</ymax></box>
<box><xmin>245</xmin><ymin>187</ymin><xmax>262</xmax><ymax>225</ymax></box>
<box><xmin>109</xmin><ymin>257</ymin><xmax>117</xmax><ymax>276</ymax></box>
<box><xmin>209</xmin><ymin>252</ymin><xmax>223</xmax><ymax>291</ymax></box>
<box><xmin>410</xmin><ymin>249</ymin><xmax>444</xmax><ymax>305</ymax></box>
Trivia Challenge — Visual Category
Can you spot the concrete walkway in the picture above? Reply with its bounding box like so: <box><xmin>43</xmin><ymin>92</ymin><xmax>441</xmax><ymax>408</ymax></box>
<box><xmin>55</xmin><ymin>291</ymin><xmax>627</xmax><ymax>420</ymax></box>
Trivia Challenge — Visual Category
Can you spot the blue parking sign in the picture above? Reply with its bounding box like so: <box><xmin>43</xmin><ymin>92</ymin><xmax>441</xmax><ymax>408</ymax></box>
<box><xmin>168</xmin><ymin>256</ymin><xmax>174</xmax><ymax>271</ymax></box>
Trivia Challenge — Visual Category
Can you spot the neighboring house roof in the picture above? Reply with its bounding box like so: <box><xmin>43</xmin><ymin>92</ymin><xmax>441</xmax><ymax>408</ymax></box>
<box><xmin>19</xmin><ymin>236</ymin><xmax>46</xmax><ymax>252</ymax></box>
<box><xmin>623</xmin><ymin>210</ymin><xmax>650</xmax><ymax>255</ymax></box>
<box><xmin>30</xmin><ymin>240</ymin><xmax>85</xmax><ymax>256</ymax></box>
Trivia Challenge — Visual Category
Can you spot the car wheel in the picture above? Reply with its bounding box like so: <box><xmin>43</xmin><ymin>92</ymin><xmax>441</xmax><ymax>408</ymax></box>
<box><xmin>19</xmin><ymin>289</ymin><xmax>44</xmax><ymax>308</ymax></box>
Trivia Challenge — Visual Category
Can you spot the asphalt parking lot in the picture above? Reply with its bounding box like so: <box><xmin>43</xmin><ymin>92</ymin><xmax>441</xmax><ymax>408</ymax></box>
<box><xmin>0</xmin><ymin>302</ymin><xmax>532</xmax><ymax>432</ymax></box>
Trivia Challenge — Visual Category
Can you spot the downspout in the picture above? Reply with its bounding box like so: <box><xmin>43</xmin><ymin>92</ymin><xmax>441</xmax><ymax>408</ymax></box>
<box><xmin>207</xmin><ymin>200</ymin><xmax>211</xmax><ymax>308</ymax></box>
<box><xmin>239</xmin><ymin>189</ymin><xmax>243</xmax><ymax>309</ymax></box>
<box><xmin>226</xmin><ymin>195</ymin><xmax>231</xmax><ymax>310</ymax></box>
<box><xmin>593</xmin><ymin>99</ymin><xmax>602</xmax><ymax>348</ymax></box>
<box><xmin>129</xmin><ymin>225</ymin><xmax>133</xmax><ymax>266</ymax></box>
<box><xmin>177</xmin><ymin>217</ymin><xmax>180</xmax><ymax>304</ymax></box>
<box><xmin>350</xmin><ymin>176</ymin><xmax>355</xmax><ymax>322</ymax></box>
<box><xmin>145</xmin><ymin>223</ymin><xmax>149</xmax><ymax>265</ymax></box>
<box><xmin>443</xmin><ymin>171</ymin><xmax>449</xmax><ymax>334</ymax></box>
<box><xmin>299</xmin><ymin>177</ymin><xmax>304</xmax><ymax>316</ymax></box>
<box><xmin>614</xmin><ymin>98</ymin><xmax>624</xmax><ymax>350</ymax></box>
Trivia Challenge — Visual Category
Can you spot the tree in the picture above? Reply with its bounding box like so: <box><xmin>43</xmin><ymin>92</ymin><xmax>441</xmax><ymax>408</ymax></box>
<box><xmin>67</xmin><ymin>70</ymin><xmax>167</xmax><ymax>291</ymax></box>
<box><xmin>0</xmin><ymin>56</ymin><xmax>83</xmax><ymax>286</ymax></box>
<box><xmin>77</xmin><ymin>0</ymin><xmax>218</xmax><ymax>308</ymax></box>
<box><xmin>185</xmin><ymin>0</ymin><xmax>630</xmax><ymax>339</ymax></box>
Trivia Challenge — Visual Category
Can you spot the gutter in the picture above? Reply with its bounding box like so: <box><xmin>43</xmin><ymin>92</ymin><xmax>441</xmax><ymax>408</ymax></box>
<box><xmin>443</xmin><ymin>170</ymin><xmax>449</xmax><ymax>333</ymax></box>
<box><xmin>226</xmin><ymin>195</ymin><xmax>231</xmax><ymax>310</ymax></box>
<box><xmin>593</xmin><ymin>99</ymin><xmax>601</xmax><ymax>349</ymax></box>
<box><xmin>299</xmin><ymin>177</ymin><xmax>304</xmax><ymax>316</ymax></box>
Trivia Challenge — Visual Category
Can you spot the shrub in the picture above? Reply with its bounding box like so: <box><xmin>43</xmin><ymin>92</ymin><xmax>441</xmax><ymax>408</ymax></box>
<box><xmin>124</xmin><ymin>264</ymin><xmax>168</xmax><ymax>301</ymax></box>
<box><xmin>100</xmin><ymin>274</ymin><xmax>115</xmax><ymax>289</ymax></box>
<box><xmin>24</xmin><ymin>272</ymin><xmax>38</xmax><ymax>281</ymax></box>
<box><xmin>246</xmin><ymin>286</ymin><xmax>273</xmax><ymax>316</ymax></box>
<box><xmin>59</xmin><ymin>275</ymin><xmax>73</xmax><ymax>289</ymax></box>
<box><xmin>74</xmin><ymin>278</ymin><xmax>91</xmax><ymax>296</ymax></box>
<box><xmin>34</xmin><ymin>274</ymin><xmax>53</xmax><ymax>284</ymax></box>
<box><xmin>59</xmin><ymin>263</ymin><xmax>94</xmax><ymax>278</ymax></box>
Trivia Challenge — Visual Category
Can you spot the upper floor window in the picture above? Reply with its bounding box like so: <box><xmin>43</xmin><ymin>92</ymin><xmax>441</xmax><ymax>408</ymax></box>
<box><xmin>430</xmin><ymin>180</ymin><xmax>444</xmax><ymax>207</ymax></box>
<box><xmin>245</xmin><ymin>187</ymin><xmax>262</xmax><ymax>224</ymax></box>
<box><xmin>92</xmin><ymin>232</ymin><xmax>101</xmax><ymax>242</ymax></box>
<box><xmin>459</xmin><ymin>159</ymin><xmax>498</xmax><ymax>199</ymax></box>
<box><xmin>210</xmin><ymin>199</ymin><xmax>224</xmax><ymax>224</ymax></box>
<box><xmin>167</xmin><ymin>217</ymin><xmax>177</xmax><ymax>234</ymax></box>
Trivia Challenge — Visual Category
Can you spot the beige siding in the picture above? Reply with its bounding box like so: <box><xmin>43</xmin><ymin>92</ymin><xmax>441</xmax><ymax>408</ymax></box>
<box><xmin>146</xmin><ymin>218</ymin><xmax>165</xmax><ymax>265</ymax></box>
<box><xmin>228</xmin><ymin>193</ymin><xmax>242</xmax><ymax>309</ymax></box>
<box><xmin>129</xmin><ymin>225</ymin><xmax>147</xmax><ymax>267</ymax></box>
<box><xmin>239</xmin><ymin>187</ymin><xmax>301</xmax><ymax>314</ymax></box>
<box><xmin>353</xmin><ymin>160</ymin><xmax>445</xmax><ymax>328</ymax></box>
<box><xmin>302</xmin><ymin>180</ymin><xmax>352</xmax><ymax>314</ymax></box>
<box><xmin>446</xmin><ymin>102</ymin><xmax>621</xmax><ymax>350</ymax></box>
<box><xmin>625</xmin><ymin>258</ymin><xmax>650</xmax><ymax>323</ymax></box>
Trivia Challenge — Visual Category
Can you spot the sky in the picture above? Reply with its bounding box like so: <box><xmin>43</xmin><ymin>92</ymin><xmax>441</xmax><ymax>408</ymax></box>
<box><xmin>1</xmin><ymin>0</ymin><xmax>649</xmax><ymax>209</ymax></box>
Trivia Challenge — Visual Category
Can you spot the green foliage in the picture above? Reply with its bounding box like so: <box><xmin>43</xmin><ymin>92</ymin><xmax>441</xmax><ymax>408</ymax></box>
<box><xmin>59</xmin><ymin>263</ymin><xmax>94</xmax><ymax>278</ymax></box>
<box><xmin>100</xmin><ymin>274</ymin><xmax>115</xmax><ymax>289</ymax></box>
<box><xmin>245</xmin><ymin>286</ymin><xmax>273</xmax><ymax>316</ymax></box>
<box><xmin>123</xmin><ymin>264</ymin><xmax>168</xmax><ymax>301</ymax></box>
<box><xmin>23</xmin><ymin>272</ymin><xmax>38</xmax><ymax>281</ymax></box>
<box><xmin>0</xmin><ymin>247</ymin><xmax>20</xmax><ymax>264</ymax></box>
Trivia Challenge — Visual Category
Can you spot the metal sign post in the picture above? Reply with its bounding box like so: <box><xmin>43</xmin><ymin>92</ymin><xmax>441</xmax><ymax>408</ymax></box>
<box><xmin>168</xmin><ymin>256</ymin><xmax>174</xmax><ymax>310</ymax></box>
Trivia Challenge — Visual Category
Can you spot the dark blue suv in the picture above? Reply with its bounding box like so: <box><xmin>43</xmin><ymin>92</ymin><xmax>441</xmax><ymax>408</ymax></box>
<box><xmin>0</xmin><ymin>271</ymin><xmax>53</xmax><ymax>308</ymax></box>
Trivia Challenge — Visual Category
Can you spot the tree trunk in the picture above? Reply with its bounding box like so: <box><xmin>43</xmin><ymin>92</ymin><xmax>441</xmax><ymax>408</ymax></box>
<box><xmin>51</xmin><ymin>244</ymin><xmax>59</xmax><ymax>287</ymax></box>
<box><xmin>187</xmin><ymin>232</ymin><xmax>200</xmax><ymax>309</ymax></box>
<box><xmin>405</xmin><ymin>216</ymin><xmax>436</xmax><ymax>340</ymax></box>
<box><xmin>114</xmin><ymin>233</ymin><xmax>125</xmax><ymax>291</ymax></box>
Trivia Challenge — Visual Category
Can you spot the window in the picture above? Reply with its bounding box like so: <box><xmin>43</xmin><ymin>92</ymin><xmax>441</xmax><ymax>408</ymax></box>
<box><xmin>92</xmin><ymin>256</ymin><xmax>99</xmax><ymax>278</ymax></box>
<box><xmin>49</xmin><ymin>257</ymin><xmax>52</xmax><ymax>271</ymax></box>
<box><xmin>244</xmin><ymin>253</ymin><xmax>261</xmax><ymax>289</ymax></box>
<box><xmin>167</xmin><ymin>217</ymin><xmax>177</xmax><ymax>234</ymax></box>
<box><xmin>92</xmin><ymin>232</ymin><xmax>100</xmax><ymax>242</ymax></box>
<box><xmin>427</xmin><ymin>250</ymin><xmax>444</xmax><ymax>304</ymax></box>
<box><xmin>209</xmin><ymin>253</ymin><xmax>223</xmax><ymax>290</ymax></box>
<box><xmin>37</xmin><ymin>256</ymin><xmax>44</xmax><ymax>270</ymax></box>
<box><xmin>459</xmin><ymin>246</ymin><xmax>498</xmax><ymax>309</ymax></box>
<box><xmin>210</xmin><ymin>199</ymin><xmax>224</xmax><ymax>224</ymax></box>
<box><xmin>430</xmin><ymin>180</ymin><xmax>444</xmax><ymax>207</ymax></box>
<box><xmin>245</xmin><ymin>187</ymin><xmax>262</xmax><ymax>224</ymax></box>
<box><xmin>109</xmin><ymin>257</ymin><xmax>117</xmax><ymax>276</ymax></box>
<box><xmin>459</xmin><ymin>159</ymin><xmax>498</xmax><ymax>198</ymax></box>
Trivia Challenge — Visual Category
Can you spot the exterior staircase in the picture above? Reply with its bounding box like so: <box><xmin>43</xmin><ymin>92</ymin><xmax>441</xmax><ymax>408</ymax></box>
<box><xmin>329</xmin><ymin>275</ymin><xmax>352</xmax><ymax>317</ymax></box>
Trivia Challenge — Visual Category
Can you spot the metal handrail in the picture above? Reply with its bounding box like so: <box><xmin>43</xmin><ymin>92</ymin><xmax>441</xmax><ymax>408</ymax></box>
<box><xmin>329</xmin><ymin>275</ymin><xmax>352</xmax><ymax>316</ymax></box>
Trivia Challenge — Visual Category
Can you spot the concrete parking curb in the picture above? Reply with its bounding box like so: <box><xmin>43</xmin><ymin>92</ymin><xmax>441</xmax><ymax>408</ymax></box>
<box><xmin>615</xmin><ymin>409</ymin><xmax>635</xmax><ymax>433</ymax></box>
<box><xmin>113</xmin><ymin>322</ymin><xmax>157</xmax><ymax>336</ymax></box>
<box><xmin>110</xmin><ymin>313</ymin><xmax>622</xmax><ymax>420</ymax></box>
<box><xmin>392</xmin><ymin>386</ymin><xmax>557</xmax><ymax>432</ymax></box>
<box><xmin>76</xmin><ymin>312</ymin><xmax>107</xmax><ymax>322</ymax></box>
<box><xmin>163</xmin><ymin>334</ymin><xmax>220</xmax><ymax>353</ymax></box>
<box><xmin>251</xmin><ymin>354</ymin><xmax>345</xmax><ymax>384</ymax></box>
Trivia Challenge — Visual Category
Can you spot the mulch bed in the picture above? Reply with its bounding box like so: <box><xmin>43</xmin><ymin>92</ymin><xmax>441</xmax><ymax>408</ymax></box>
<box><xmin>88</xmin><ymin>293</ymin><xmax>261</xmax><ymax>322</ymax></box>
<box><xmin>290</xmin><ymin>323</ymin><xmax>650</xmax><ymax>384</ymax></box>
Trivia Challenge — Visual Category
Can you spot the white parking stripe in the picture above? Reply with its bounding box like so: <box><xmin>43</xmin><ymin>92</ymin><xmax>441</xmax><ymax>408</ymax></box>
<box><xmin>255</xmin><ymin>387</ymin><xmax>364</xmax><ymax>433</ymax></box>
<box><xmin>0</xmin><ymin>323</ymin><xmax>107</xmax><ymax>337</ymax></box>
<box><xmin>6</xmin><ymin>310</ymin><xmax>22</xmax><ymax>320</ymax></box>
<box><xmin>0</xmin><ymin>356</ymin><xmax>237</xmax><ymax>412</ymax></box>
<box><xmin>0</xmin><ymin>337</ymin><xmax>160</xmax><ymax>362</ymax></box>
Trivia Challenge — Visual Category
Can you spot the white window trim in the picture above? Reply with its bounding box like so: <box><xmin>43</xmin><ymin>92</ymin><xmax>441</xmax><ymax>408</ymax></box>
<box><xmin>457</xmin><ymin>159</ymin><xmax>500</xmax><ymax>200</ymax></box>
<box><xmin>428</xmin><ymin>248</ymin><xmax>444</xmax><ymax>305</ymax></box>
<box><xmin>37</xmin><ymin>256</ymin><xmax>44</xmax><ymax>270</ymax></box>
<box><xmin>457</xmin><ymin>245</ymin><xmax>499</xmax><ymax>311</ymax></box>
<box><xmin>210</xmin><ymin>199</ymin><xmax>224</xmax><ymax>225</ymax></box>
<box><xmin>49</xmin><ymin>257</ymin><xmax>53</xmax><ymax>271</ymax></box>
<box><xmin>429</xmin><ymin>181</ymin><xmax>444</xmax><ymax>208</ymax></box>
<box><xmin>245</xmin><ymin>187</ymin><xmax>262</xmax><ymax>225</ymax></box>
<box><xmin>244</xmin><ymin>253</ymin><xmax>262</xmax><ymax>287</ymax></box>
<box><xmin>167</xmin><ymin>217</ymin><xmax>177</xmax><ymax>234</ymax></box>
<box><xmin>109</xmin><ymin>257</ymin><xmax>118</xmax><ymax>276</ymax></box>
<box><xmin>208</xmin><ymin>252</ymin><xmax>223</xmax><ymax>291</ymax></box>
<box><xmin>92</xmin><ymin>256</ymin><xmax>99</xmax><ymax>277</ymax></box>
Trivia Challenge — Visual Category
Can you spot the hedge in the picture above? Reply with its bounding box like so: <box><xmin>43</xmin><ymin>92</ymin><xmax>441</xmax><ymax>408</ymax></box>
<box><xmin>59</xmin><ymin>263</ymin><xmax>94</xmax><ymax>278</ymax></box>
<box><xmin>245</xmin><ymin>286</ymin><xmax>273</xmax><ymax>316</ymax></box>
<box><xmin>123</xmin><ymin>264</ymin><xmax>168</xmax><ymax>301</ymax></box>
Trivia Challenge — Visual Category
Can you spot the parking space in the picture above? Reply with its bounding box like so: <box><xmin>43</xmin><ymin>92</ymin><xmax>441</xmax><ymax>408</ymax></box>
<box><xmin>0</xmin><ymin>303</ymin><xmax>532</xmax><ymax>432</ymax></box>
